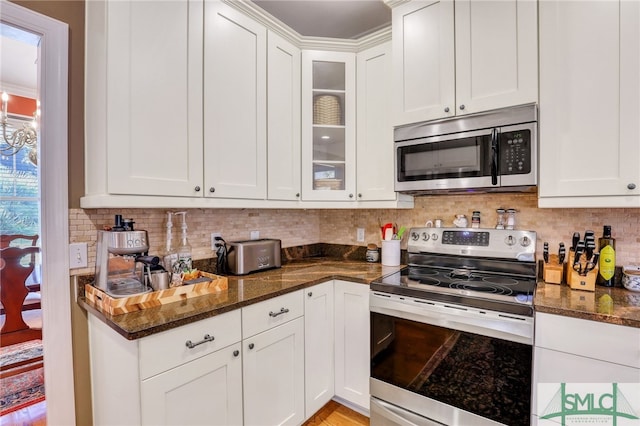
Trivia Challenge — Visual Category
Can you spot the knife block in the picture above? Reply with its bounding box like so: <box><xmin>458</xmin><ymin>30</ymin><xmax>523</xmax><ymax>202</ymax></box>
<box><xmin>566</xmin><ymin>251</ymin><xmax>597</xmax><ymax>292</ymax></box>
<box><xmin>543</xmin><ymin>254</ymin><xmax>563</xmax><ymax>284</ymax></box>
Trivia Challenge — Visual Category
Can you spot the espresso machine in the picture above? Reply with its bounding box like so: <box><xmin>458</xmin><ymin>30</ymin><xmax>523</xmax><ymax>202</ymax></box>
<box><xmin>94</xmin><ymin>215</ymin><xmax>157</xmax><ymax>298</ymax></box>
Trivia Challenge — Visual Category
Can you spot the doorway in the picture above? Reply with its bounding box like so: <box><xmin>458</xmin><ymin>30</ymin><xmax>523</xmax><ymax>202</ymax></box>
<box><xmin>0</xmin><ymin>1</ymin><xmax>74</xmax><ymax>424</ymax></box>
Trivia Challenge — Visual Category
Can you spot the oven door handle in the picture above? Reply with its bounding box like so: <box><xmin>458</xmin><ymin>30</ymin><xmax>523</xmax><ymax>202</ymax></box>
<box><xmin>371</xmin><ymin>397</ymin><xmax>443</xmax><ymax>426</ymax></box>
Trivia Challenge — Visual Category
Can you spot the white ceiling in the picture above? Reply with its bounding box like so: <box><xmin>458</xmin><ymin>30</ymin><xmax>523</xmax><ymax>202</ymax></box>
<box><xmin>0</xmin><ymin>23</ymin><xmax>39</xmax><ymax>97</ymax></box>
<box><xmin>251</xmin><ymin>0</ymin><xmax>391</xmax><ymax>39</ymax></box>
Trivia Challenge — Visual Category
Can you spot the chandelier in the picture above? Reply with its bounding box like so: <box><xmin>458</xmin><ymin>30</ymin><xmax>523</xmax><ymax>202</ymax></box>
<box><xmin>1</xmin><ymin>92</ymin><xmax>39</xmax><ymax>166</ymax></box>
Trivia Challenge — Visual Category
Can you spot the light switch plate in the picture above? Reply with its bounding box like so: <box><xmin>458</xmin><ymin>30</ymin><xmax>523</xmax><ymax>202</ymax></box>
<box><xmin>69</xmin><ymin>242</ymin><xmax>88</xmax><ymax>269</ymax></box>
<box><xmin>356</xmin><ymin>228</ymin><xmax>365</xmax><ymax>242</ymax></box>
<box><xmin>250</xmin><ymin>230</ymin><xmax>260</xmax><ymax>240</ymax></box>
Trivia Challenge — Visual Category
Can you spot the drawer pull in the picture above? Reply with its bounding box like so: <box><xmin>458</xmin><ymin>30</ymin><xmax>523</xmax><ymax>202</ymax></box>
<box><xmin>185</xmin><ymin>334</ymin><xmax>215</xmax><ymax>349</ymax></box>
<box><xmin>269</xmin><ymin>307</ymin><xmax>290</xmax><ymax>318</ymax></box>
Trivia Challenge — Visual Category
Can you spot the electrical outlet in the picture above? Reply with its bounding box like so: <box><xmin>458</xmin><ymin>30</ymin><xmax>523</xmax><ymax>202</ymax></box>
<box><xmin>211</xmin><ymin>232</ymin><xmax>222</xmax><ymax>249</ymax></box>
<box><xmin>69</xmin><ymin>242</ymin><xmax>88</xmax><ymax>269</ymax></box>
<box><xmin>356</xmin><ymin>228</ymin><xmax>365</xmax><ymax>242</ymax></box>
<box><xmin>250</xmin><ymin>230</ymin><xmax>260</xmax><ymax>240</ymax></box>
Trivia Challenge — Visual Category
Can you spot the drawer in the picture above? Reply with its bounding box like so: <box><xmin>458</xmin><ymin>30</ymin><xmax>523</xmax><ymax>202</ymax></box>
<box><xmin>242</xmin><ymin>290</ymin><xmax>303</xmax><ymax>338</ymax></box>
<box><xmin>139</xmin><ymin>309</ymin><xmax>241</xmax><ymax>379</ymax></box>
<box><xmin>535</xmin><ymin>312</ymin><xmax>640</xmax><ymax>369</ymax></box>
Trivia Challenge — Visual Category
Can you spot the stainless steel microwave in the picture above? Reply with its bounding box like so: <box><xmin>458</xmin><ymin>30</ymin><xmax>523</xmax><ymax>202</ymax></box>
<box><xmin>395</xmin><ymin>104</ymin><xmax>537</xmax><ymax>194</ymax></box>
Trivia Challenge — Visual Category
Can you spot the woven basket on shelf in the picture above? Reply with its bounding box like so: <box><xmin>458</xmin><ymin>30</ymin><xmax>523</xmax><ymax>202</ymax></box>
<box><xmin>313</xmin><ymin>95</ymin><xmax>342</xmax><ymax>125</ymax></box>
<box><xmin>314</xmin><ymin>178</ymin><xmax>343</xmax><ymax>190</ymax></box>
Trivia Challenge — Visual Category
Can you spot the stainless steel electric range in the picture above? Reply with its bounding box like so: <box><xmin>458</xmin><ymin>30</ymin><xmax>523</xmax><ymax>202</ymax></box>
<box><xmin>370</xmin><ymin>227</ymin><xmax>537</xmax><ymax>426</ymax></box>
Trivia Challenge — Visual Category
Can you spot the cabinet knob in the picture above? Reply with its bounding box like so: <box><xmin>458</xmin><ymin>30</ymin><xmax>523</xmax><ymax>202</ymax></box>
<box><xmin>308</xmin><ymin>291</ymin><xmax>313</xmax><ymax>297</ymax></box>
<box><xmin>628</xmin><ymin>183</ymin><xmax>637</xmax><ymax>190</ymax></box>
<box><xmin>233</xmin><ymin>350</ymin><xmax>240</xmax><ymax>357</ymax></box>
<box><xmin>459</xmin><ymin>104</ymin><xmax>465</xmax><ymax>110</ymax></box>
<box><xmin>358</xmin><ymin>193</ymin><xmax>362</xmax><ymax>198</ymax></box>
<box><xmin>444</xmin><ymin>107</ymin><xmax>450</xmax><ymax>113</ymax></box>
<box><xmin>296</xmin><ymin>193</ymin><xmax>300</xmax><ymax>198</ymax></box>
<box><xmin>349</xmin><ymin>193</ymin><xmax>354</xmax><ymax>199</ymax></box>
<box><xmin>194</xmin><ymin>186</ymin><xmax>201</xmax><ymax>192</ymax></box>
<box><xmin>209</xmin><ymin>187</ymin><xmax>215</xmax><ymax>193</ymax></box>
<box><xmin>248</xmin><ymin>343</ymin><xmax>255</xmax><ymax>350</ymax></box>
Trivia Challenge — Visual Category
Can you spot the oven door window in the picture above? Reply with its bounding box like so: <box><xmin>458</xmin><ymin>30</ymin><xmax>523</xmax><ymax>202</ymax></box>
<box><xmin>371</xmin><ymin>312</ymin><xmax>532</xmax><ymax>426</ymax></box>
<box><xmin>397</xmin><ymin>135</ymin><xmax>490</xmax><ymax>182</ymax></box>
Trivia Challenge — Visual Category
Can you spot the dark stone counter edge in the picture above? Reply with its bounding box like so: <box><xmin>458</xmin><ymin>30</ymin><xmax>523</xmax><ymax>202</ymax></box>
<box><xmin>78</xmin><ymin>273</ymin><xmax>375</xmax><ymax>341</ymax></box>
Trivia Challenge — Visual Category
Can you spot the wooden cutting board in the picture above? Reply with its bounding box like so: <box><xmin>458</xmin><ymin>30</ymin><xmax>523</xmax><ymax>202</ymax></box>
<box><xmin>85</xmin><ymin>272</ymin><xmax>228</xmax><ymax>316</ymax></box>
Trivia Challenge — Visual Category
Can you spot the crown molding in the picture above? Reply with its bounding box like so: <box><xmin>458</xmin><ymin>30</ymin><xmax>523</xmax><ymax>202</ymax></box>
<box><xmin>223</xmin><ymin>0</ymin><xmax>391</xmax><ymax>52</ymax></box>
<box><xmin>383</xmin><ymin>0</ymin><xmax>410</xmax><ymax>8</ymax></box>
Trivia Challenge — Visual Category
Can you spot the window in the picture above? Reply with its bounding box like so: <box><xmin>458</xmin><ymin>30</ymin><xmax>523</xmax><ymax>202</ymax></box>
<box><xmin>0</xmin><ymin>115</ymin><xmax>40</xmax><ymax>237</ymax></box>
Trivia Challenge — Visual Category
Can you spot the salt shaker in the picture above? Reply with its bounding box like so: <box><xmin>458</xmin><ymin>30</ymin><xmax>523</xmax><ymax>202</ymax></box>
<box><xmin>506</xmin><ymin>209</ymin><xmax>517</xmax><ymax>230</ymax></box>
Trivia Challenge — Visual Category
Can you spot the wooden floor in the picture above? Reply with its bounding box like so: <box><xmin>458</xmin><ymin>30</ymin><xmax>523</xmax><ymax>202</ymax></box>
<box><xmin>303</xmin><ymin>400</ymin><xmax>370</xmax><ymax>426</ymax></box>
<box><xmin>1</xmin><ymin>310</ymin><xmax>46</xmax><ymax>426</ymax></box>
<box><xmin>0</xmin><ymin>395</ymin><xmax>366</xmax><ymax>426</ymax></box>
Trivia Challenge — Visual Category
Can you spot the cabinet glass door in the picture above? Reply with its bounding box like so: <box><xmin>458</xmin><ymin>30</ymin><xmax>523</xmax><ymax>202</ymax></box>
<box><xmin>312</xmin><ymin>61</ymin><xmax>346</xmax><ymax>191</ymax></box>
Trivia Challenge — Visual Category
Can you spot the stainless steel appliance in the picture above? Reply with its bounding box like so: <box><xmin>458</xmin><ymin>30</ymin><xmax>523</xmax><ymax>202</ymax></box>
<box><xmin>395</xmin><ymin>104</ymin><xmax>537</xmax><ymax>194</ymax></box>
<box><xmin>227</xmin><ymin>238</ymin><xmax>281</xmax><ymax>275</ymax></box>
<box><xmin>370</xmin><ymin>227</ymin><xmax>537</xmax><ymax>426</ymax></box>
<box><xmin>94</xmin><ymin>215</ymin><xmax>155</xmax><ymax>298</ymax></box>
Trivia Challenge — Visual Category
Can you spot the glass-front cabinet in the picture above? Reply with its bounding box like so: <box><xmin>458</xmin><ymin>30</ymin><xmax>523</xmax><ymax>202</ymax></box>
<box><xmin>302</xmin><ymin>51</ymin><xmax>356</xmax><ymax>201</ymax></box>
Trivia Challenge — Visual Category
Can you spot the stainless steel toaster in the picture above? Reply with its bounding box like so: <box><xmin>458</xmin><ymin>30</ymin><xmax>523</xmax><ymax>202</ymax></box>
<box><xmin>227</xmin><ymin>239</ymin><xmax>282</xmax><ymax>275</ymax></box>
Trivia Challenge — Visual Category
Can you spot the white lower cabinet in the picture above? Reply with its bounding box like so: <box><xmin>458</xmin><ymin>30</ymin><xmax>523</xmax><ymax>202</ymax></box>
<box><xmin>242</xmin><ymin>291</ymin><xmax>305</xmax><ymax>426</ymax></box>
<box><xmin>89</xmin><ymin>283</ymin><xmax>372</xmax><ymax>425</ymax></box>
<box><xmin>88</xmin><ymin>310</ymin><xmax>242</xmax><ymax>426</ymax></box>
<box><xmin>304</xmin><ymin>281</ymin><xmax>335</xmax><ymax>417</ymax></box>
<box><xmin>141</xmin><ymin>343</ymin><xmax>243</xmax><ymax>426</ymax></box>
<box><xmin>532</xmin><ymin>313</ymin><xmax>640</xmax><ymax>425</ymax></box>
<box><xmin>334</xmin><ymin>280</ymin><xmax>370</xmax><ymax>411</ymax></box>
<box><xmin>243</xmin><ymin>317</ymin><xmax>305</xmax><ymax>426</ymax></box>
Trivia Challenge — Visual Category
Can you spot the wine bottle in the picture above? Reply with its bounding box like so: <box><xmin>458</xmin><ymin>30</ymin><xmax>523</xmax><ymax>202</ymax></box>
<box><xmin>597</xmin><ymin>225</ymin><xmax>616</xmax><ymax>287</ymax></box>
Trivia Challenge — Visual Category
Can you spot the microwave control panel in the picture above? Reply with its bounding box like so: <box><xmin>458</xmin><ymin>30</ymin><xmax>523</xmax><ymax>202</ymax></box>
<box><xmin>500</xmin><ymin>130</ymin><xmax>531</xmax><ymax>175</ymax></box>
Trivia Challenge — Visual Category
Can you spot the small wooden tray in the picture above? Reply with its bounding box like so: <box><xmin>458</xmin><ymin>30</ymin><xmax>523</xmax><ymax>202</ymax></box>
<box><xmin>85</xmin><ymin>272</ymin><xmax>228</xmax><ymax>316</ymax></box>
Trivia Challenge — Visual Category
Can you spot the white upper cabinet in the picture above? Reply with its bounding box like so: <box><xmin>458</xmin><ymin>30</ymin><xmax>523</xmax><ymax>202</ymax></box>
<box><xmin>538</xmin><ymin>0</ymin><xmax>640</xmax><ymax>207</ymax></box>
<box><xmin>356</xmin><ymin>41</ymin><xmax>397</xmax><ymax>202</ymax></box>
<box><xmin>392</xmin><ymin>0</ymin><xmax>538</xmax><ymax>126</ymax></box>
<box><xmin>267</xmin><ymin>31</ymin><xmax>302</xmax><ymax>201</ymax></box>
<box><xmin>392</xmin><ymin>0</ymin><xmax>455</xmax><ymax>126</ymax></box>
<box><xmin>204</xmin><ymin>1</ymin><xmax>267</xmax><ymax>199</ymax></box>
<box><xmin>89</xmin><ymin>0</ymin><xmax>204</xmax><ymax>197</ymax></box>
<box><xmin>454</xmin><ymin>0</ymin><xmax>538</xmax><ymax>115</ymax></box>
<box><xmin>301</xmin><ymin>50</ymin><xmax>357</xmax><ymax>201</ymax></box>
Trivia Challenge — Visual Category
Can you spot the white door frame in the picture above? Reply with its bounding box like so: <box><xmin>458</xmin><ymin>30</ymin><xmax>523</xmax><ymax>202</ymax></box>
<box><xmin>0</xmin><ymin>1</ymin><xmax>75</xmax><ymax>424</ymax></box>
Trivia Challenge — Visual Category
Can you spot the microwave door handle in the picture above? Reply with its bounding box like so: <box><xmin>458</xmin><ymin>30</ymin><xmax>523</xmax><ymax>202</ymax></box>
<box><xmin>491</xmin><ymin>128</ymin><xmax>499</xmax><ymax>185</ymax></box>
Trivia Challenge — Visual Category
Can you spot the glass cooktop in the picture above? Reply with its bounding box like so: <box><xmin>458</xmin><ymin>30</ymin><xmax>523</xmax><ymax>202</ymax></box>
<box><xmin>371</xmin><ymin>266</ymin><xmax>536</xmax><ymax>316</ymax></box>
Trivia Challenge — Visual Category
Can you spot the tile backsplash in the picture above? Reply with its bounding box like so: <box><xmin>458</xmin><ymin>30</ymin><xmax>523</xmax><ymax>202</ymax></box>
<box><xmin>69</xmin><ymin>193</ymin><xmax>639</xmax><ymax>276</ymax></box>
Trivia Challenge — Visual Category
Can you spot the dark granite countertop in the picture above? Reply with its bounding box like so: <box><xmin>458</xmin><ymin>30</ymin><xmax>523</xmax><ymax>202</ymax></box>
<box><xmin>534</xmin><ymin>281</ymin><xmax>640</xmax><ymax>328</ymax></box>
<box><xmin>79</xmin><ymin>256</ymin><xmax>640</xmax><ymax>340</ymax></box>
<box><xmin>79</xmin><ymin>258</ymin><xmax>403</xmax><ymax>340</ymax></box>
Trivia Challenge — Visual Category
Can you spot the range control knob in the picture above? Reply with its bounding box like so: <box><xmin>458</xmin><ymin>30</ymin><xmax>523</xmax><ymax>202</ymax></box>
<box><xmin>431</xmin><ymin>233</ymin><xmax>438</xmax><ymax>241</ymax></box>
<box><xmin>505</xmin><ymin>235</ymin><xmax>516</xmax><ymax>246</ymax></box>
<box><xmin>411</xmin><ymin>232</ymin><xmax>420</xmax><ymax>241</ymax></box>
<box><xmin>520</xmin><ymin>236</ymin><xmax>531</xmax><ymax>247</ymax></box>
<box><xmin>422</xmin><ymin>232</ymin><xmax>430</xmax><ymax>241</ymax></box>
